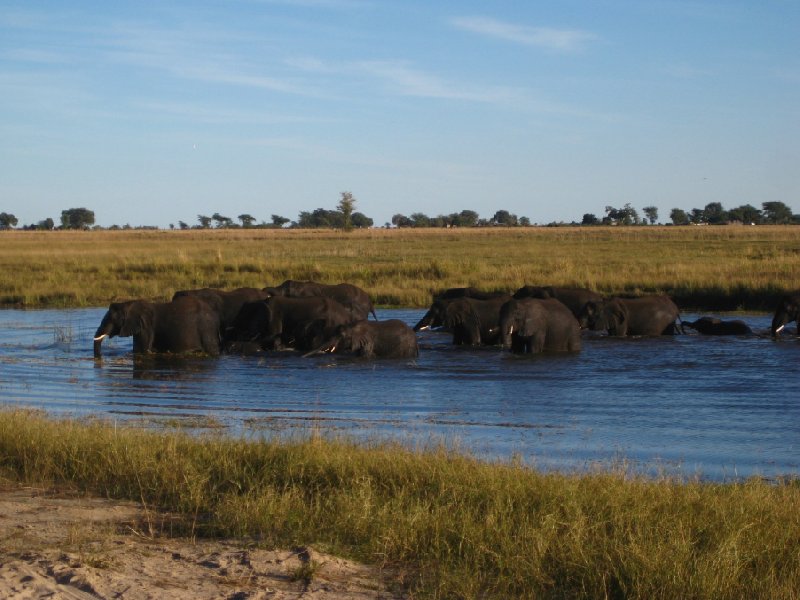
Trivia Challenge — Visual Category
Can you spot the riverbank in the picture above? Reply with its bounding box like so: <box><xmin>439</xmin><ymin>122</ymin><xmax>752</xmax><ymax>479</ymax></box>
<box><xmin>1</xmin><ymin>226</ymin><xmax>797</xmax><ymax>310</ymax></box>
<box><xmin>1</xmin><ymin>409</ymin><xmax>798</xmax><ymax>599</ymax></box>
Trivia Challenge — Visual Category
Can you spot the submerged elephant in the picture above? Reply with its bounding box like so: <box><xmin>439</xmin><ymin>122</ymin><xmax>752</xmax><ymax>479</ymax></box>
<box><xmin>263</xmin><ymin>280</ymin><xmax>377</xmax><ymax>321</ymax></box>
<box><xmin>578</xmin><ymin>295</ymin><xmax>682</xmax><ymax>336</ymax></box>
<box><xmin>93</xmin><ymin>297</ymin><xmax>221</xmax><ymax>358</ymax></box>
<box><xmin>512</xmin><ymin>285</ymin><xmax>603</xmax><ymax>320</ymax></box>
<box><xmin>172</xmin><ymin>287</ymin><xmax>269</xmax><ymax>334</ymax></box>
<box><xmin>498</xmin><ymin>298</ymin><xmax>581</xmax><ymax>354</ymax></box>
<box><xmin>771</xmin><ymin>292</ymin><xmax>800</xmax><ymax>337</ymax></box>
<box><xmin>685</xmin><ymin>316</ymin><xmax>753</xmax><ymax>336</ymax></box>
<box><xmin>227</xmin><ymin>295</ymin><xmax>355</xmax><ymax>351</ymax></box>
<box><xmin>304</xmin><ymin>319</ymin><xmax>418</xmax><ymax>359</ymax></box>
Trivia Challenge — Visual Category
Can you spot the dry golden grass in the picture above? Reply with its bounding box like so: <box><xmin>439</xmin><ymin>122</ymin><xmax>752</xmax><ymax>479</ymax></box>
<box><xmin>1</xmin><ymin>226</ymin><xmax>798</xmax><ymax>309</ymax></box>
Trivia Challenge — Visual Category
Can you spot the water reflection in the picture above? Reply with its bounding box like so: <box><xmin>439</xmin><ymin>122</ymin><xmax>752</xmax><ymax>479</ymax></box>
<box><xmin>0</xmin><ymin>307</ymin><xmax>798</xmax><ymax>481</ymax></box>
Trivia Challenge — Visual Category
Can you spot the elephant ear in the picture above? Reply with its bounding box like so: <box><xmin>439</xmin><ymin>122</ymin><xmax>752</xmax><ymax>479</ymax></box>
<box><xmin>607</xmin><ymin>302</ymin><xmax>627</xmax><ymax>335</ymax></box>
<box><xmin>120</xmin><ymin>302</ymin><xmax>152</xmax><ymax>337</ymax></box>
<box><xmin>353</xmin><ymin>333</ymin><xmax>374</xmax><ymax>357</ymax></box>
<box><xmin>519</xmin><ymin>314</ymin><xmax>539</xmax><ymax>338</ymax></box>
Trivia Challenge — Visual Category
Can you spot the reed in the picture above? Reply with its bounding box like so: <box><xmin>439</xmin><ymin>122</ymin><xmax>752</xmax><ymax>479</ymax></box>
<box><xmin>1</xmin><ymin>409</ymin><xmax>798</xmax><ymax>599</ymax></box>
<box><xmin>1</xmin><ymin>226</ymin><xmax>798</xmax><ymax>309</ymax></box>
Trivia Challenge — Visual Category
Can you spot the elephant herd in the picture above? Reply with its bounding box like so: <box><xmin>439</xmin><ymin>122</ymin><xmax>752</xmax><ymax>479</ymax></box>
<box><xmin>93</xmin><ymin>281</ymin><xmax>800</xmax><ymax>361</ymax></box>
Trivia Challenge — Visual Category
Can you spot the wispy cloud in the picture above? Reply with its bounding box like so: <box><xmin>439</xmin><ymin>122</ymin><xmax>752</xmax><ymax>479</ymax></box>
<box><xmin>451</xmin><ymin>16</ymin><xmax>597</xmax><ymax>53</ymax></box>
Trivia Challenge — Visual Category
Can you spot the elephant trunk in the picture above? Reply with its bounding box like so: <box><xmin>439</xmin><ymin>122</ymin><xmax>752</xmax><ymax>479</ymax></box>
<box><xmin>93</xmin><ymin>315</ymin><xmax>114</xmax><ymax>358</ymax></box>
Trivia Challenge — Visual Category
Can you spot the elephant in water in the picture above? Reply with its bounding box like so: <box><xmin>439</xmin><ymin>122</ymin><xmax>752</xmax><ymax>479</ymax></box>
<box><xmin>512</xmin><ymin>285</ymin><xmax>603</xmax><ymax>320</ymax></box>
<box><xmin>226</xmin><ymin>296</ymin><xmax>355</xmax><ymax>352</ymax></box>
<box><xmin>263</xmin><ymin>280</ymin><xmax>377</xmax><ymax>321</ymax></box>
<box><xmin>93</xmin><ymin>297</ymin><xmax>221</xmax><ymax>358</ymax></box>
<box><xmin>578</xmin><ymin>295</ymin><xmax>682</xmax><ymax>336</ymax></box>
<box><xmin>685</xmin><ymin>316</ymin><xmax>752</xmax><ymax>336</ymax></box>
<box><xmin>414</xmin><ymin>295</ymin><xmax>511</xmax><ymax>346</ymax></box>
<box><xmin>498</xmin><ymin>298</ymin><xmax>581</xmax><ymax>354</ymax></box>
<box><xmin>771</xmin><ymin>292</ymin><xmax>800</xmax><ymax>337</ymax></box>
<box><xmin>304</xmin><ymin>319</ymin><xmax>418</xmax><ymax>359</ymax></box>
<box><xmin>172</xmin><ymin>287</ymin><xmax>269</xmax><ymax>336</ymax></box>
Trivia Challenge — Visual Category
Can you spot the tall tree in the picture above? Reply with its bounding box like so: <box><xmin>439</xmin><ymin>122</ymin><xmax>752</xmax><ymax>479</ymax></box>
<box><xmin>727</xmin><ymin>204</ymin><xmax>761</xmax><ymax>224</ymax></box>
<box><xmin>197</xmin><ymin>215</ymin><xmax>212</xmax><ymax>228</ymax></box>
<box><xmin>338</xmin><ymin>191</ymin><xmax>355</xmax><ymax>231</ymax></box>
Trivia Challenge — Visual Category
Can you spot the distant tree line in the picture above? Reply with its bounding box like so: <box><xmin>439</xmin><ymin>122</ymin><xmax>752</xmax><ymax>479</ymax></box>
<box><xmin>2</xmin><ymin>197</ymin><xmax>797</xmax><ymax>231</ymax></box>
<box><xmin>579</xmin><ymin>201</ymin><xmax>798</xmax><ymax>227</ymax></box>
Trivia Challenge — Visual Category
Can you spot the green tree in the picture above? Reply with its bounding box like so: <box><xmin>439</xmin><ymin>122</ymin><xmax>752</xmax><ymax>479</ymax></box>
<box><xmin>703</xmin><ymin>202</ymin><xmax>728</xmax><ymax>224</ymax></box>
<box><xmin>271</xmin><ymin>214</ymin><xmax>290</xmax><ymax>228</ymax></box>
<box><xmin>642</xmin><ymin>206</ymin><xmax>658</xmax><ymax>224</ymax></box>
<box><xmin>212</xmin><ymin>213</ymin><xmax>233</xmax><ymax>228</ymax></box>
<box><xmin>351</xmin><ymin>212</ymin><xmax>373</xmax><ymax>228</ymax></box>
<box><xmin>392</xmin><ymin>213</ymin><xmax>412</xmax><ymax>227</ymax></box>
<box><xmin>60</xmin><ymin>207</ymin><xmax>95</xmax><ymax>229</ymax></box>
<box><xmin>197</xmin><ymin>215</ymin><xmax>212</xmax><ymax>228</ymax></box>
<box><xmin>669</xmin><ymin>208</ymin><xmax>690</xmax><ymax>225</ymax></box>
<box><xmin>762</xmin><ymin>201</ymin><xmax>793</xmax><ymax>224</ymax></box>
<box><xmin>727</xmin><ymin>204</ymin><xmax>761</xmax><ymax>224</ymax></box>
<box><xmin>492</xmin><ymin>210</ymin><xmax>518</xmax><ymax>226</ymax></box>
<box><xmin>338</xmin><ymin>191</ymin><xmax>355</xmax><ymax>232</ymax></box>
<box><xmin>581</xmin><ymin>213</ymin><xmax>599</xmax><ymax>225</ymax></box>
<box><xmin>410</xmin><ymin>212</ymin><xmax>431</xmax><ymax>227</ymax></box>
<box><xmin>0</xmin><ymin>212</ymin><xmax>18</xmax><ymax>229</ymax></box>
<box><xmin>238</xmin><ymin>214</ymin><xmax>256</xmax><ymax>228</ymax></box>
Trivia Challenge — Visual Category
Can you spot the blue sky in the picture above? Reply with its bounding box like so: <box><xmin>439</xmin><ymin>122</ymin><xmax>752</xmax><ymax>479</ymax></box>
<box><xmin>1</xmin><ymin>1</ymin><xmax>798</xmax><ymax>227</ymax></box>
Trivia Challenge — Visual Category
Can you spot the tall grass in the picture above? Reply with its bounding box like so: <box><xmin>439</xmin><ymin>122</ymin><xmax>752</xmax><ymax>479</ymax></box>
<box><xmin>1</xmin><ymin>226</ymin><xmax>798</xmax><ymax>309</ymax></box>
<box><xmin>1</xmin><ymin>409</ymin><xmax>798</xmax><ymax>599</ymax></box>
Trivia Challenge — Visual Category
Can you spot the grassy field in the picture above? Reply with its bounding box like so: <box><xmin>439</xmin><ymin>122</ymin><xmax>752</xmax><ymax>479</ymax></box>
<box><xmin>1</xmin><ymin>409</ymin><xmax>798</xmax><ymax>599</ymax></box>
<box><xmin>1</xmin><ymin>225</ymin><xmax>798</xmax><ymax>309</ymax></box>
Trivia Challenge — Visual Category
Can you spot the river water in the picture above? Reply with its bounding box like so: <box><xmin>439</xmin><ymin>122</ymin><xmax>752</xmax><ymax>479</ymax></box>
<box><xmin>0</xmin><ymin>308</ymin><xmax>797</xmax><ymax>481</ymax></box>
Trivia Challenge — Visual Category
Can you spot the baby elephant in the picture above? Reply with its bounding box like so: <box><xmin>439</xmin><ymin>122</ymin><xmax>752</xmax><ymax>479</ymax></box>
<box><xmin>304</xmin><ymin>319</ymin><xmax>418</xmax><ymax>359</ymax></box>
<box><xmin>685</xmin><ymin>316</ymin><xmax>752</xmax><ymax>335</ymax></box>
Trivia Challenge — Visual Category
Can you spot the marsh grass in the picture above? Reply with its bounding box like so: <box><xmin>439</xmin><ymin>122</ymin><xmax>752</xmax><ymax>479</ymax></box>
<box><xmin>2</xmin><ymin>226</ymin><xmax>798</xmax><ymax>309</ymax></box>
<box><xmin>1</xmin><ymin>409</ymin><xmax>798</xmax><ymax>599</ymax></box>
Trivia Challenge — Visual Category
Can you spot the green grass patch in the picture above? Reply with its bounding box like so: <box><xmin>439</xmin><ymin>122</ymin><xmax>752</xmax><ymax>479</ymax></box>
<box><xmin>1</xmin><ymin>409</ymin><xmax>798</xmax><ymax>599</ymax></box>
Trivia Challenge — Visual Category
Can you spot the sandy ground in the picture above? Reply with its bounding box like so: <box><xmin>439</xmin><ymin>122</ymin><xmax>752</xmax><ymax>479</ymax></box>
<box><xmin>0</xmin><ymin>485</ymin><xmax>403</xmax><ymax>599</ymax></box>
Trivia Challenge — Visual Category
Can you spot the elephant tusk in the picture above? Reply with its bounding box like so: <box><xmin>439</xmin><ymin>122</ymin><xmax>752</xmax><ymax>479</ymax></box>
<box><xmin>775</xmin><ymin>325</ymin><xmax>785</xmax><ymax>334</ymax></box>
<box><xmin>93</xmin><ymin>334</ymin><xmax>108</xmax><ymax>342</ymax></box>
<box><xmin>417</xmin><ymin>325</ymin><xmax>430</xmax><ymax>331</ymax></box>
<box><xmin>509</xmin><ymin>325</ymin><xmax>514</xmax><ymax>335</ymax></box>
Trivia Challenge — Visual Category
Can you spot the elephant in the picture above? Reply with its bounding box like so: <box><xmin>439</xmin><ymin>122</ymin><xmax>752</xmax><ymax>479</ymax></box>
<box><xmin>304</xmin><ymin>319</ymin><xmax>418</xmax><ymax>359</ymax></box>
<box><xmin>577</xmin><ymin>295</ymin><xmax>682</xmax><ymax>336</ymax></box>
<box><xmin>414</xmin><ymin>294</ymin><xmax>511</xmax><ymax>334</ymax></box>
<box><xmin>172</xmin><ymin>287</ymin><xmax>269</xmax><ymax>336</ymax></box>
<box><xmin>771</xmin><ymin>292</ymin><xmax>800</xmax><ymax>337</ymax></box>
<box><xmin>512</xmin><ymin>286</ymin><xmax>603</xmax><ymax>320</ymax></box>
<box><xmin>434</xmin><ymin>287</ymin><xmax>509</xmax><ymax>301</ymax></box>
<box><xmin>263</xmin><ymin>280</ymin><xmax>377</xmax><ymax>321</ymax></box>
<box><xmin>685</xmin><ymin>316</ymin><xmax>753</xmax><ymax>336</ymax></box>
<box><xmin>416</xmin><ymin>295</ymin><xmax>511</xmax><ymax>345</ymax></box>
<box><xmin>93</xmin><ymin>296</ymin><xmax>221</xmax><ymax>358</ymax></box>
<box><xmin>498</xmin><ymin>298</ymin><xmax>582</xmax><ymax>353</ymax></box>
<box><xmin>226</xmin><ymin>295</ymin><xmax>355</xmax><ymax>351</ymax></box>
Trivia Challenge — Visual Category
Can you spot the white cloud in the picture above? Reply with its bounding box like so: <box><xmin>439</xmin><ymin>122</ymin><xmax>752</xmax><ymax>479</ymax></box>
<box><xmin>451</xmin><ymin>16</ymin><xmax>597</xmax><ymax>53</ymax></box>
